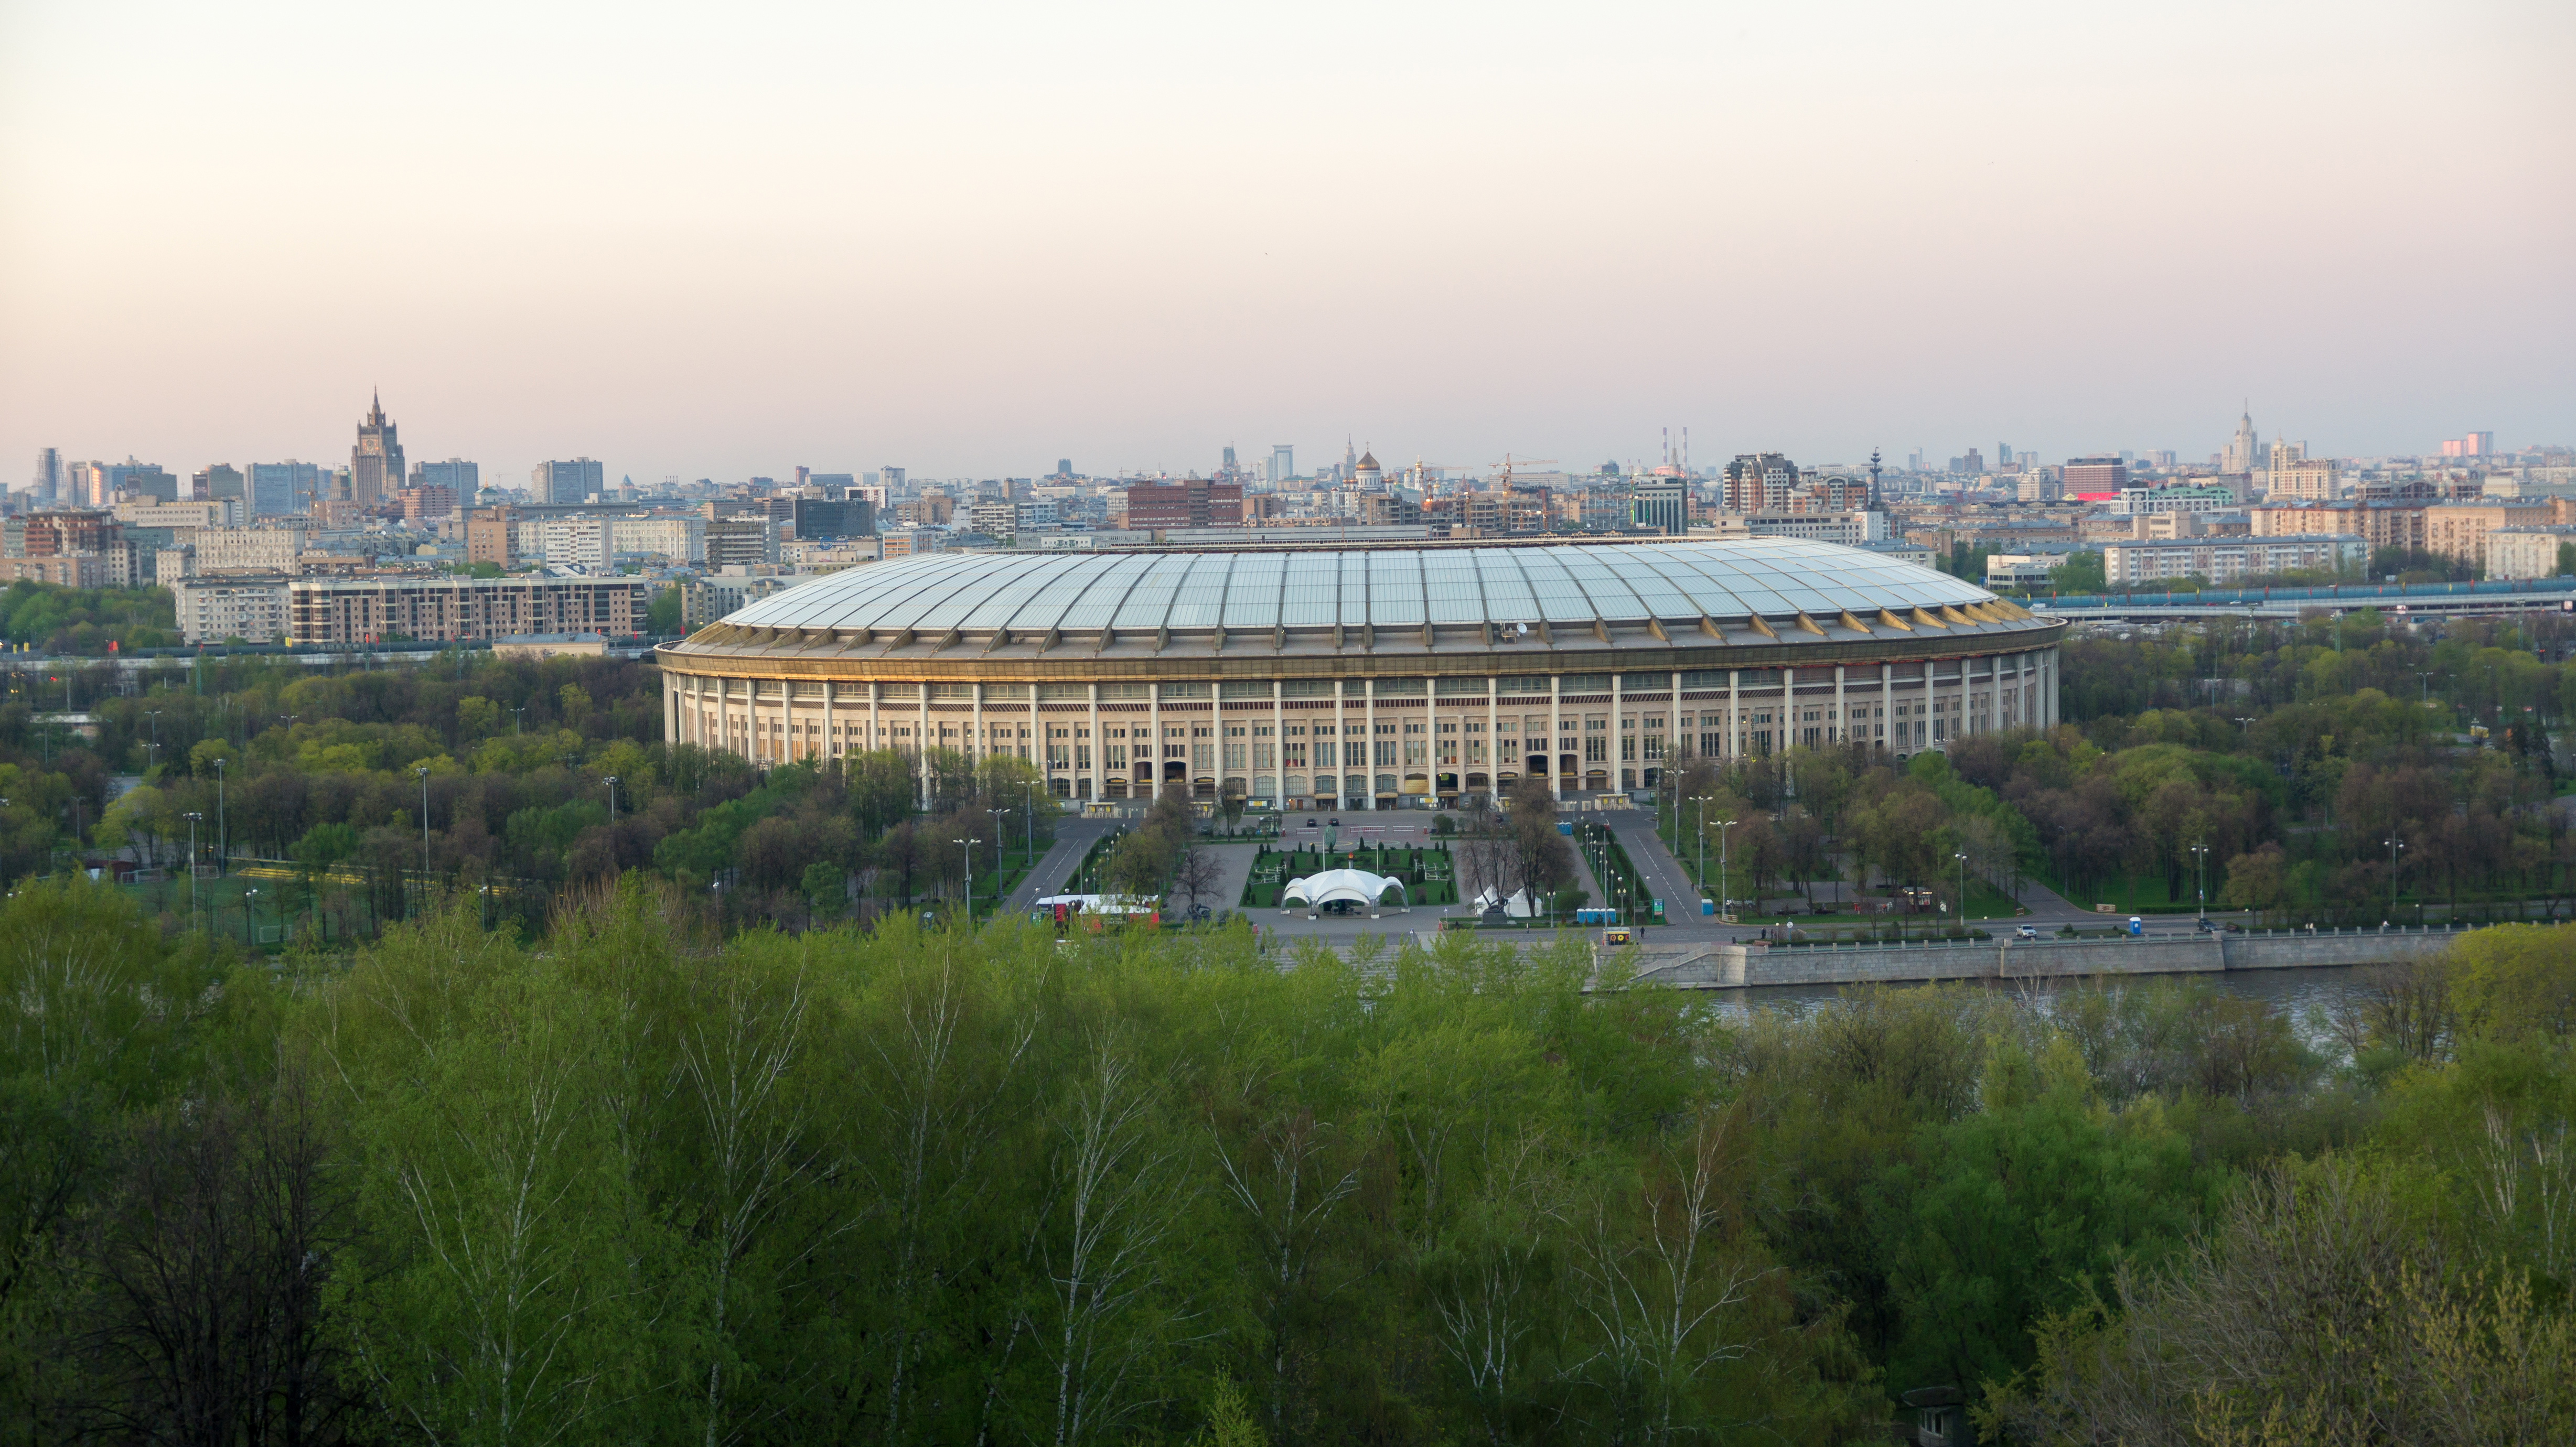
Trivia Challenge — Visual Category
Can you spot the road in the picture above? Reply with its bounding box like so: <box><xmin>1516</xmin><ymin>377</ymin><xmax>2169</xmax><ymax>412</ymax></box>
<box><xmin>1602</xmin><ymin>810</ymin><xmax>2260</xmax><ymax>941</ymax></box>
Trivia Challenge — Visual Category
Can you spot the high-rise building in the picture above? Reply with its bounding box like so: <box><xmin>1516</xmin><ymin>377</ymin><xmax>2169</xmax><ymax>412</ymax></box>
<box><xmin>1721</xmin><ymin>454</ymin><xmax>1799</xmax><ymax>513</ymax></box>
<box><xmin>413</xmin><ymin>458</ymin><xmax>478</xmax><ymax>493</ymax></box>
<box><xmin>2440</xmin><ymin>432</ymin><xmax>2497</xmax><ymax>458</ymax></box>
<box><xmin>2223</xmin><ymin>404</ymin><xmax>2261</xmax><ymax>474</ymax></box>
<box><xmin>350</xmin><ymin>392</ymin><xmax>405</xmax><ymax>506</ymax></box>
<box><xmin>246</xmin><ymin>461</ymin><xmax>323</xmax><ymax>516</ymax></box>
<box><xmin>111</xmin><ymin>461</ymin><xmax>178</xmax><ymax>503</ymax></box>
<box><xmin>2063</xmin><ymin>456</ymin><xmax>2129</xmax><ymax>495</ymax></box>
<box><xmin>531</xmin><ymin>458</ymin><xmax>604</xmax><ymax>504</ymax></box>
<box><xmin>1221</xmin><ymin>444</ymin><xmax>1238</xmax><ymax>476</ymax></box>
<box><xmin>879</xmin><ymin>466</ymin><xmax>906</xmax><ymax>493</ymax></box>
<box><xmin>1269</xmin><ymin>445</ymin><xmax>1294</xmax><ymax>485</ymax></box>
<box><xmin>1055</xmin><ymin>458</ymin><xmax>1074</xmax><ymax>479</ymax></box>
<box><xmin>1633</xmin><ymin>479</ymin><xmax>1689</xmax><ymax>535</ymax></box>
<box><xmin>30</xmin><ymin>448</ymin><xmax>59</xmax><ymax>503</ymax></box>
<box><xmin>193</xmin><ymin>464</ymin><xmax>244</xmax><ymax>502</ymax></box>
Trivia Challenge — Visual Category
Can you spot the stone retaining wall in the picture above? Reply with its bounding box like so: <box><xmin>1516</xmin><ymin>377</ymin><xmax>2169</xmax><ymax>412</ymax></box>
<box><xmin>1618</xmin><ymin>926</ymin><xmax>2477</xmax><ymax>990</ymax></box>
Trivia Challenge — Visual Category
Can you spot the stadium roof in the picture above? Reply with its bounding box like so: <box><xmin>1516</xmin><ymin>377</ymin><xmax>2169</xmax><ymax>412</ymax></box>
<box><xmin>720</xmin><ymin>539</ymin><xmax>1999</xmax><ymax>636</ymax></box>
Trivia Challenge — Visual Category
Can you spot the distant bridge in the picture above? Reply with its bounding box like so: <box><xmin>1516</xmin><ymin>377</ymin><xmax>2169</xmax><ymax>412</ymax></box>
<box><xmin>2028</xmin><ymin>577</ymin><xmax>2576</xmax><ymax>622</ymax></box>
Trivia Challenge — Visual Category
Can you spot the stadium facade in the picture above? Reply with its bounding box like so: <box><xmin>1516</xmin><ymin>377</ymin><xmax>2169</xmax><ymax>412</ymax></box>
<box><xmin>654</xmin><ymin>539</ymin><xmax>2065</xmax><ymax>809</ymax></box>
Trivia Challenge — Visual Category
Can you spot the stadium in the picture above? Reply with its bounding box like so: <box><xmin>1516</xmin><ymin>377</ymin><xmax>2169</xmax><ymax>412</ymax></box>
<box><xmin>654</xmin><ymin>538</ymin><xmax>2066</xmax><ymax>810</ymax></box>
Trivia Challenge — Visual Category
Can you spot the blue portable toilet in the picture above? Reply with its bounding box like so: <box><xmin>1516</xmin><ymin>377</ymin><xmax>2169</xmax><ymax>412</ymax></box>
<box><xmin>2127</xmin><ymin>916</ymin><xmax>2143</xmax><ymax>936</ymax></box>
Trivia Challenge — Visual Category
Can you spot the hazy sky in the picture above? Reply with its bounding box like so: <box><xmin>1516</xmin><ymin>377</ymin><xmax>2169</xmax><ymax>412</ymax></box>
<box><xmin>3</xmin><ymin>0</ymin><xmax>2569</xmax><ymax>485</ymax></box>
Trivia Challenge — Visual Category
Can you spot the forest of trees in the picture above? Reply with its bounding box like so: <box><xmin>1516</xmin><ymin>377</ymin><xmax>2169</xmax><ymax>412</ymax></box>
<box><xmin>1655</xmin><ymin>610</ymin><xmax>2576</xmax><ymax>922</ymax></box>
<box><xmin>3</xmin><ymin>879</ymin><xmax>2574</xmax><ymax>1442</ymax></box>
<box><xmin>0</xmin><ymin>652</ymin><xmax>1048</xmax><ymax>935</ymax></box>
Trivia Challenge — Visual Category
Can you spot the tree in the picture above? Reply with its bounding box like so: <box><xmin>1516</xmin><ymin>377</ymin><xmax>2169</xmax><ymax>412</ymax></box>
<box><xmin>647</xmin><ymin>586</ymin><xmax>684</xmax><ymax>635</ymax></box>
<box><xmin>1172</xmin><ymin>845</ymin><xmax>1224</xmax><ymax>917</ymax></box>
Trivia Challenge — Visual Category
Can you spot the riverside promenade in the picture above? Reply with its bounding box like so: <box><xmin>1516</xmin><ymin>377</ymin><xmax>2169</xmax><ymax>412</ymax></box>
<box><xmin>1611</xmin><ymin>922</ymin><xmax>2474</xmax><ymax>989</ymax></box>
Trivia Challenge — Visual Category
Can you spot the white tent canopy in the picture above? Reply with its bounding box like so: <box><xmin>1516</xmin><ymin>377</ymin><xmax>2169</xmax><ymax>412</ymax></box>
<box><xmin>1471</xmin><ymin>887</ymin><xmax>1540</xmax><ymax>919</ymax></box>
<box><xmin>1280</xmin><ymin>868</ymin><xmax>1409</xmax><ymax>911</ymax></box>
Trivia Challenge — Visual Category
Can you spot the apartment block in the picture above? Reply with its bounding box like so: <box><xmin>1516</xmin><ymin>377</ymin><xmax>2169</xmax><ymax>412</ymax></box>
<box><xmin>2102</xmin><ymin>535</ymin><xmax>2366</xmax><ymax>586</ymax></box>
<box><xmin>170</xmin><ymin>574</ymin><xmax>292</xmax><ymax>643</ymax></box>
<box><xmin>2486</xmin><ymin>526</ymin><xmax>2576</xmax><ymax>582</ymax></box>
<box><xmin>288</xmin><ymin>575</ymin><xmax>648</xmax><ymax>645</ymax></box>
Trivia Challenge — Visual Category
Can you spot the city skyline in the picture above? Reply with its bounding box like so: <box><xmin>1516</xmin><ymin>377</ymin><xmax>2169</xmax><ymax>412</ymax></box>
<box><xmin>3</xmin><ymin>1</ymin><xmax>2568</xmax><ymax>478</ymax></box>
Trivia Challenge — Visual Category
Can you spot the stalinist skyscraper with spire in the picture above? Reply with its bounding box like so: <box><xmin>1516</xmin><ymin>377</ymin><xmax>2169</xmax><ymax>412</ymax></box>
<box><xmin>351</xmin><ymin>391</ymin><xmax>405</xmax><ymax>506</ymax></box>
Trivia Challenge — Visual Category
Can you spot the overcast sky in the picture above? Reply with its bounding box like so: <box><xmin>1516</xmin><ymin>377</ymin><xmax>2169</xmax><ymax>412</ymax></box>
<box><xmin>2</xmin><ymin>0</ymin><xmax>2568</xmax><ymax>485</ymax></box>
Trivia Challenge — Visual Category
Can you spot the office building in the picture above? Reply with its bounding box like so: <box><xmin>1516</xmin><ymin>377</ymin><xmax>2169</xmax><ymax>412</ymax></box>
<box><xmin>705</xmin><ymin>517</ymin><xmax>780</xmax><ymax>568</ymax></box>
<box><xmin>532</xmin><ymin>458</ymin><xmax>605</xmax><ymax>505</ymax></box>
<box><xmin>247</xmin><ymin>461</ymin><xmax>321</xmax><ymax>516</ymax></box>
<box><xmin>1632</xmin><ymin>479</ymin><xmax>1690</xmax><ymax>535</ymax></box>
<box><xmin>1737</xmin><ymin>511</ymin><xmax>1892</xmax><ymax>545</ymax></box>
<box><xmin>2441</xmin><ymin>433</ymin><xmax>2497</xmax><ymax>458</ymax></box>
<box><xmin>968</xmin><ymin>502</ymin><xmax>1020</xmax><ymax>538</ymax></box>
<box><xmin>1269</xmin><ymin>445</ymin><xmax>1294</xmax><ymax>485</ymax></box>
<box><xmin>790</xmin><ymin>496</ymin><xmax>874</xmax><ymax>540</ymax></box>
<box><xmin>413</xmin><ymin>458</ymin><xmax>478</xmax><ymax>493</ymax></box>
<box><xmin>288</xmin><ymin>574</ymin><xmax>649</xmax><ymax>645</ymax></box>
<box><xmin>659</xmin><ymin>540</ymin><xmax>2060</xmax><ymax>803</ymax></box>
<box><xmin>2062</xmin><ymin>457</ymin><xmax>2129</xmax><ymax>496</ymax></box>
<box><xmin>192</xmin><ymin>463</ymin><xmax>244</xmax><ymax>503</ymax></box>
<box><xmin>29</xmin><ymin>448</ymin><xmax>59</xmax><ymax>504</ymax></box>
<box><xmin>396</xmin><ymin>485</ymin><xmax>456</xmax><ymax>523</ymax></box>
<box><xmin>1121</xmin><ymin>480</ymin><xmax>1244</xmax><ymax>530</ymax></box>
<box><xmin>350</xmin><ymin>392</ymin><xmax>405</xmax><ymax>506</ymax></box>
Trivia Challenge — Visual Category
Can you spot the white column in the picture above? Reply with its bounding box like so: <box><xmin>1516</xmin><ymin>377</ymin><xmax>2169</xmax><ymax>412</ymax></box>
<box><xmin>1364</xmin><ymin>683</ymin><xmax>1377</xmax><ymax>809</ymax></box>
<box><xmin>1880</xmin><ymin>663</ymin><xmax>1893</xmax><ymax>753</ymax></box>
<box><xmin>1727</xmin><ymin>670</ymin><xmax>1740</xmax><ymax>759</ymax></box>
<box><xmin>1486</xmin><ymin>676</ymin><xmax>1499</xmax><ymax>797</ymax></box>
<box><xmin>1609</xmin><ymin>673</ymin><xmax>1623</xmax><ymax>793</ymax></box>
<box><xmin>1988</xmin><ymin>656</ymin><xmax>2001</xmax><ymax>734</ymax></box>
<box><xmin>823</xmin><ymin>684</ymin><xmax>835</xmax><ymax>759</ymax></box>
<box><xmin>1087</xmin><ymin>684</ymin><xmax>1101</xmax><ymax>802</ymax></box>
<box><xmin>917</xmin><ymin>689</ymin><xmax>931</xmax><ymax>806</ymax></box>
<box><xmin>1669</xmin><ymin>669</ymin><xmax>1681</xmax><ymax>776</ymax></box>
<box><xmin>972</xmin><ymin>686</ymin><xmax>984</xmax><ymax>778</ymax></box>
<box><xmin>1833</xmin><ymin>664</ymin><xmax>1847</xmax><ymax>747</ymax></box>
<box><xmin>1149</xmin><ymin>688</ymin><xmax>1162</xmax><ymax>802</ymax></box>
<box><xmin>1271</xmin><ymin>682</ymin><xmax>1284</xmax><ymax>805</ymax></box>
<box><xmin>1924</xmin><ymin>663</ymin><xmax>1935</xmax><ymax>751</ymax></box>
<box><xmin>1333</xmin><ymin>685</ymin><xmax>1346</xmax><ymax>806</ymax></box>
<box><xmin>1548</xmin><ymin>675</ymin><xmax>1563</xmax><ymax>801</ymax></box>
<box><xmin>867</xmin><ymin>682</ymin><xmax>880</xmax><ymax>763</ymax></box>
<box><xmin>663</xmin><ymin>674</ymin><xmax>679</xmax><ymax>745</ymax></box>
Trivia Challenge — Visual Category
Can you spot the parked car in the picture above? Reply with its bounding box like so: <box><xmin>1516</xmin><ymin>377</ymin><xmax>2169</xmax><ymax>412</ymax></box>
<box><xmin>2015</xmin><ymin>925</ymin><xmax>2040</xmax><ymax>940</ymax></box>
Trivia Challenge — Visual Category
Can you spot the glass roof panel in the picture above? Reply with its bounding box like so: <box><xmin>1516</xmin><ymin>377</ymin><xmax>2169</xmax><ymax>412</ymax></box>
<box><xmin>1110</xmin><ymin>553</ymin><xmax>1193</xmax><ymax>629</ymax></box>
<box><xmin>1517</xmin><ymin>551</ymin><xmax>1602</xmax><ymax>623</ymax></box>
<box><xmin>1366</xmin><ymin>551</ymin><xmax>1425</xmax><ymax>625</ymax></box>
<box><xmin>960</xmin><ymin>555</ymin><xmax>1086</xmax><ymax>629</ymax></box>
<box><xmin>1163</xmin><ymin>553</ymin><xmax>1233</xmax><ymax>628</ymax></box>
<box><xmin>1472</xmin><ymin>552</ymin><xmax>1540</xmax><ymax>621</ymax></box>
<box><xmin>1055</xmin><ymin>554</ymin><xmax>1158</xmax><ymax>630</ymax></box>
<box><xmin>1222</xmin><ymin>553</ymin><xmax>1287</xmax><ymax>629</ymax></box>
<box><xmin>1001</xmin><ymin>556</ymin><xmax>1119</xmax><ymax>631</ymax></box>
<box><xmin>1281</xmin><ymin>553</ymin><xmax>1341</xmax><ymax>627</ymax></box>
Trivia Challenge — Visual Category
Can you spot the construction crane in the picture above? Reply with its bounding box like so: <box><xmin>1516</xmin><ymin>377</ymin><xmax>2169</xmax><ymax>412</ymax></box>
<box><xmin>1488</xmin><ymin>456</ymin><xmax>1559</xmax><ymax>490</ymax></box>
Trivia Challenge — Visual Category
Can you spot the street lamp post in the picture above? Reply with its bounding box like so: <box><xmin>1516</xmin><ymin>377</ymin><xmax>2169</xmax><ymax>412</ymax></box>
<box><xmin>953</xmin><ymin>837</ymin><xmax>982</xmax><ymax>924</ymax></box>
<box><xmin>2191</xmin><ymin>842</ymin><xmax>2209</xmax><ymax>919</ymax></box>
<box><xmin>184</xmin><ymin>812</ymin><xmax>203</xmax><ymax>922</ymax></box>
<box><xmin>243</xmin><ymin>888</ymin><xmax>259</xmax><ymax>947</ymax></box>
<box><xmin>1954</xmin><ymin>850</ymin><xmax>1969</xmax><ymax>925</ymax></box>
<box><xmin>2385</xmin><ymin>836</ymin><xmax>2406</xmax><ymax>919</ymax></box>
<box><xmin>603</xmin><ymin>775</ymin><xmax>620</xmax><ymax>819</ymax></box>
<box><xmin>415</xmin><ymin>765</ymin><xmax>432</xmax><ymax>880</ymax></box>
<box><xmin>1691</xmin><ymin>794</ymin><xmax>1713</xmax><ymax>898</ymax></box>
<box><xmin>987</xmin><ymin>807</ymin><xmax>1007</xmax><ymax>882</ymax></box>
<box><xmin>1716</xmin><ymin>818</ymin><xmax>1737</xmax><ymax>922</ymax></box>
<box><xmin>213</xmin><ymin>758</ymin><xmax>226</xmax><ymax>874</ymax></box>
